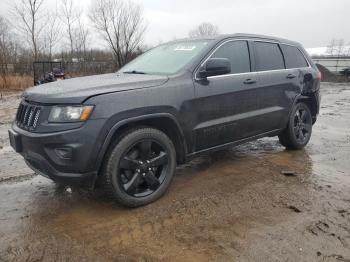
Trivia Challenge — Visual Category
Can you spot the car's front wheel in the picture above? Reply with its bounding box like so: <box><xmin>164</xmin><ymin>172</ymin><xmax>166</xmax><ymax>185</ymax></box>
<box><xmin>101</xmin><ymin>127</ymin><xmax>176</xmax><ymax>207</ymax></box>
<box><xmin>279</xmin><ymin>102</ymin><xmax>313</xmax><ymax>150</ymax></box>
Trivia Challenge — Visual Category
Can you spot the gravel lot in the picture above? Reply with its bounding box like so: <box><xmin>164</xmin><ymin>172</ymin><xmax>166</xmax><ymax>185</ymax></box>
<box><xmin>0</xmin><ymin>83</ymin><xmax>350</xmax><ymax>261</ymax></box>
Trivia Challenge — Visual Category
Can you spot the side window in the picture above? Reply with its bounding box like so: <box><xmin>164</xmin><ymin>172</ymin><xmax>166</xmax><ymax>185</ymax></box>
<box><xmin>280</xmin><ymin>44</ymin><xmax>309</xmax><ymax>69</ymax></box>
<box><xmin>211</xmin><ymin>41</ymin><xmax>250</xmax><ymax>74</ymax></box>
<box><xmin>254</xmin><ymin>42</ymin><xmax>285</xmax><ymax>71</ymax></box>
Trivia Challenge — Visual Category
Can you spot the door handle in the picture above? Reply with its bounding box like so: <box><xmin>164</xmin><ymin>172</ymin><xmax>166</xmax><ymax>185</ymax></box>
<box><xmin>243</xmin><ymin>79</ymin><xmax>256</xmax><ymax>85</ymax></box>
<box><xmin>287</xmin><ymin>73</ymin><xmax>296</xmax><ymax>79</ymax></box>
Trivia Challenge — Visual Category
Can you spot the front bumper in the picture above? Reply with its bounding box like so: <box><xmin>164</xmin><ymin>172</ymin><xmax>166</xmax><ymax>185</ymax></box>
<box><xmin>25</xmin><ymin>158</ymin><xmax>96</xmax><ymax>187</ymax></box>
<box><xmin>9</xmin><ymin>119</ymin><xmax>106</xmax><ymax>187</ymax></box>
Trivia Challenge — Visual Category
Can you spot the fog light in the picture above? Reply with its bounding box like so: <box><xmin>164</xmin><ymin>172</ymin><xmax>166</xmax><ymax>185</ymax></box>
<box><xmin>55</xmin><ymin>147</ymin><xmax>73</xmax><ymax>159</ymax></box>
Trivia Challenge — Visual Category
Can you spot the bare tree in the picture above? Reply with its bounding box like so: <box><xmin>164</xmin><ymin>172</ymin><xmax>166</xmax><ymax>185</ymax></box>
<box><xmin>335</xmin><ymin>39</ymin><xmax>345</xmax><ymax>57</ymax></box>
<box><xmin>0</xmin><ymin>17</ymin><xmax>18</xmax><ymax>88</ymax></box>
<box><xmin>44</xmin><ymin>11</ymin><xmax>62</xmax><ymax>60</ymax></box>
<box><xmin>327</xmin><ymin>39</ymin><xmax>347</xmax><ymax>57</ymax></box>
<box><xmin>346</xmin><ymin>44</ymin><xmax>350</xmax><ymax>57</ymax></box>
<box><xmin>13</xmin><ymin>0</ymin><xmax>46</xmax><ymax>61</ymax></box>
<box><xmin>60</xmin><ymin>0</ymin><xmax>81</xmax><ymax>60</ymax></box>
<box><xmin>0</xmin><ymin>17</ymin><xmax>10</xmax><ymax>88</ymax></box>
<box><xmin>326</xmin><ymin>39</ymin><xmax>336</xmax><ymax>56</ymax></box>
<box><xmin>89</xmin><ymin>0</ymin><xmax>147</xmax><ymax>67</ymax></box>
<box><xmin>189</xmin><ymin>22</ymin><xmax>219</xmax><ymax>38</ymax></box>
<box><xmin>74</xmin><ymin>16</ymin><xmax>89</xmax><ymax>61</ymax></box>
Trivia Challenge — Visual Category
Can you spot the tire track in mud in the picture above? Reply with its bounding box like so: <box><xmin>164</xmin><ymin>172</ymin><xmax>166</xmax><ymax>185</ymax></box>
<box><xmin>0</xmin><ymin>173</ymin><xmax>36</xmax><ymax>183</ymax></box>
<box><xmin>303</xmin><ymin>195</ymin><xmax>350</xmax><ymax>261</ymax></box>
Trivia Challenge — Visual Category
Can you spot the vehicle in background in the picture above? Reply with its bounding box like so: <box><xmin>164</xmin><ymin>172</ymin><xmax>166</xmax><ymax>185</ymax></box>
<box><xmin>340</xmin><ymin>68</ymin><xmax>350</xmax><ymax>77</ymax></box>
<box><xmin>33</xmin><ymin>61</ymin><xmax>65</xmax><ymax>85</ymax></box>
<box><xmin>9</xmin><ymin>34</ymin><xmax>321</xmax><ymax>207</ymax></box>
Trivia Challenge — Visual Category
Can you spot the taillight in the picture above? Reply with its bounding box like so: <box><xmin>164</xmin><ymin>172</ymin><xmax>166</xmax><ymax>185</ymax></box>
<box><xmin>317</xmin><ymin>71</ymin><xmax>322</xmax><ymax>81</ymax></box>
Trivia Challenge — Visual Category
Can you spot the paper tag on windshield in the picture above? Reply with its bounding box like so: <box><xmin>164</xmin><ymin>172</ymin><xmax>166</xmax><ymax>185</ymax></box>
<box><xmin>174</xmin><ymin>45</ymin><xmax>196</xmax><ymax>51</ymax></box>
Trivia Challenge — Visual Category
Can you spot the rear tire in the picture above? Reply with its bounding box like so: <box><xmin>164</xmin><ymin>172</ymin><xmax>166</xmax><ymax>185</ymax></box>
<box><xmin>100</xmin><ymin>127</ymin><xmax>176</xmax><ymax>207</ymax></box>
<box><xmin>279</xmin><ymin>102</ymin><xmax>313</xmax><ymax>150</ymax></box>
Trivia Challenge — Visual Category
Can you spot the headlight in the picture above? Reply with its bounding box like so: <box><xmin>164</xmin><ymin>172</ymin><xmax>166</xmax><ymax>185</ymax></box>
<box><xmin>48</xmin><ymin>105</ymin><xmax>94</xmax><ymax>122</ymax></box>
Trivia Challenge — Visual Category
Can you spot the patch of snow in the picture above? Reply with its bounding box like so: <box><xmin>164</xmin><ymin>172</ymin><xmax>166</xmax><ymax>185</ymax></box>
<box><xmin>306</xmin><ymin>46</ymin><xmax>350</xmax><ymax>57</ymax></box>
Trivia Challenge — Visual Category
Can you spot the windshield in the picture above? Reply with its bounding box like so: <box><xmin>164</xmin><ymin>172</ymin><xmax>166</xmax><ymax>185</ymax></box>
<box><xmin>120</xmin><ymin>40</ymin><xmax>211</xmax><ymax>75</ymax></box>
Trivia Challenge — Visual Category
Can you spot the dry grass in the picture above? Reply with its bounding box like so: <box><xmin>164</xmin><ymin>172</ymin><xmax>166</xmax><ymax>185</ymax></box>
<box><xmin>0</xmin><ymin>74</ymin><xmax>33</xmax><ymax>91</ymax></box>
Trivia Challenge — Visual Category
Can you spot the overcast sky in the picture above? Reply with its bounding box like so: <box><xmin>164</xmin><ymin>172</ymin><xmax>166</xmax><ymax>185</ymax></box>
<box><xmin>2</xmin><ymin>0</ymin><xmax>350</xmax><ymax>48</ymax></box>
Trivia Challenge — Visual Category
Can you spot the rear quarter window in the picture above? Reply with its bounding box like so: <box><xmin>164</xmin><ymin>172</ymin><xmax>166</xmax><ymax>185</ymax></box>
<box><xmin>254</xmin><ymin>42</ymin><xmax>285</xmax><ymax>71</ymax></box>
<box><xmin>280</xmin><ymin>44</ymin><xmax>309</xmax><ymax>69</ymax></box>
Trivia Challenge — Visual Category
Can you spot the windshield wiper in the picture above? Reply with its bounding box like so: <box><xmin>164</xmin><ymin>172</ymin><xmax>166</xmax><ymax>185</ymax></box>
<box><xmin>123</xmin><ymin>70</ymin><xmax>147</xmax><ymax>75</ymax></box>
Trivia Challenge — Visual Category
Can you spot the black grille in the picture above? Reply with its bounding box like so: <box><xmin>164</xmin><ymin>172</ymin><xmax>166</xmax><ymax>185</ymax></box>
<box><xmin>16</xmin><ymin>101</ymin><xmax>42</xmax><ymax>131</ymax></box>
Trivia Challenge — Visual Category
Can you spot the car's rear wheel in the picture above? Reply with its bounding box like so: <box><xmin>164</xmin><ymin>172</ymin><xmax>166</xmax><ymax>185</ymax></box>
<box><xmin>279</xmin><ymin>102</ymin><xmax>313</xmax><ymax>150</ymax></box>
<box><xmin>101</xmin><ymin>127</ymin><xmax>176</xmax><ymax>207</ymax></box>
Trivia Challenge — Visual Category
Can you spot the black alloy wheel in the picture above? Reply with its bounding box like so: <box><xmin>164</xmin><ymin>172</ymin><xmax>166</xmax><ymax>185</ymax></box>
<box><xmin>293</xmin><ymin>107</ymin><xmax>312</xmax><ymax>144</ymax></box>
<box><xmin>278</xmin><ymin>102</ymin><xmax>313</xmax><ymax>150</ymax></box>
<box><xmin>101</xmin><ymin>127</ymin><xmax>176</xmax><ymax>207</ymax></box>
<box><xmin>118</xmin><ymin>140</ymin><xmax>169</xmax><ymax>197</ymax></box>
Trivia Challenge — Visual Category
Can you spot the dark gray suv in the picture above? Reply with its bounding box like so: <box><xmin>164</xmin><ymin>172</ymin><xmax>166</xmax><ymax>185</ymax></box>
<box><xmin>9</xmin><ymin>34</ymin><xmax>321</xmax><ymax>207</ymax></box>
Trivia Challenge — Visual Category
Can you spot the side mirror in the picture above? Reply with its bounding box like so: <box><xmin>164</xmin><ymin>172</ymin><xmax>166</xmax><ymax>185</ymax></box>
<box><xmin>198</xmin><ymin>58</ymin><xmax>231</xmax><ymax>79</ymax></box>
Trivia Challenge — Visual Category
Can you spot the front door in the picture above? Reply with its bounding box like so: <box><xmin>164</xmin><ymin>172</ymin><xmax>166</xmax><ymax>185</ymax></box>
<box><xmin>193</xmin><ymin>40</ymin><xmax>259</xmax><ymax>151</ymax></box>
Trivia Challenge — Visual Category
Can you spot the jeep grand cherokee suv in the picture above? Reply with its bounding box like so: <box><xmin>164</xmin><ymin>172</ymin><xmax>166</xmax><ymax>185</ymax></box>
<box><xmin>9</xmin><ymin>34</ymin><xmax>321</xmax><ymax>207</ymax></box>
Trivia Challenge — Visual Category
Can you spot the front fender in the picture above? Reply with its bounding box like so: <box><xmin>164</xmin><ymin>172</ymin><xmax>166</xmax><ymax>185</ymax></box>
<box><xmin>94</xmin><ymin>113</ymin><xmax>185</xmax><ymax>174</ymax></box>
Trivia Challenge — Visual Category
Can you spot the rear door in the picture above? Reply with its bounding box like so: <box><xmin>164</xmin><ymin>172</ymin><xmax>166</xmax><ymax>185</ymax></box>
<box><xmin>252</xmin><ymin>41</ymin><xmax>297</xmax><ymax>132</ymax></box>
<box><xmin>280</xmin><ymin>43</ymin><xmax>312</xmax><ymax>91</ymax></box>
<box><xmin>279</xmin><ymin>44</ymin><xmax>318</xmax><ymax>120</ymax></box>
<box><xmin>193</xmin><ymin>40</ymin><xmax>259</xmax><ymax>151</ymax></box>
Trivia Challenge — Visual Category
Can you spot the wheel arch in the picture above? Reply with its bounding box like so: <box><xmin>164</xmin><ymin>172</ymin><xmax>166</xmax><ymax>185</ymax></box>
<box><xmin>292</xmin><ymin>94</ymin><xmax>319</xmax><ymax>124</ymax></box>
<box><xmin>293</xmin><ymin>94</ymin><xmax>318</xmax><ymax>124</ymax></box>
<box><xmin>95</xmin><ymin>113</ymin><xmax>188</xmax><ymax>176</ymax></box>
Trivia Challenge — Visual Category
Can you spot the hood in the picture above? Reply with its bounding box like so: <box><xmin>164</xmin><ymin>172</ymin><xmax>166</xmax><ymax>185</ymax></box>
<box><xmin>23</xmin><ymin>73</ymin><xmax>169</xmax><ymax>104</ymax></box>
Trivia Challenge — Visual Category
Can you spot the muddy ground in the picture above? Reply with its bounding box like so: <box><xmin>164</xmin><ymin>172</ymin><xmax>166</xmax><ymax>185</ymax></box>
<box><xmin>0</xmin><ymin>83</ymin><xmax>349</xmax><ymax>262</ymax></box>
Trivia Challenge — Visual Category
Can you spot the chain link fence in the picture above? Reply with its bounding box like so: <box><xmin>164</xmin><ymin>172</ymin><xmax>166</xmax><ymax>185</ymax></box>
<box><xmin>1</xmin><ymin>61</ymin><xmax>116</xmax><ymax>76</ymax></box>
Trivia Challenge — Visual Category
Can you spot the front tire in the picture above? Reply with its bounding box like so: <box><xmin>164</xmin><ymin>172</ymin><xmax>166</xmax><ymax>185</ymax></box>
<box><xmin>101</xmin><ymin>127</ymin><xmax>176</xmax><ymax>207</ymax></box>
<box><xmin>279</xmin><ymin>102</ymin><xmax>313</xmax><ymax>150</ymax></box>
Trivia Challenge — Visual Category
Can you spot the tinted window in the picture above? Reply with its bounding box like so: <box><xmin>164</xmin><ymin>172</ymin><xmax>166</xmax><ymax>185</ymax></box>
<box><xmin>280</xmin><ymin>44</ymin><xmax>308</xmax><ymax>69</ymax></box>
<box><xmin>212</xmin><ymin>41</ymin><xmax>250</xmax><ymax>74</ymax></box>
<box><xmin>254</xmin><ymin>42</ymin><xmax>285</xmax><ymax>71</ymax></box>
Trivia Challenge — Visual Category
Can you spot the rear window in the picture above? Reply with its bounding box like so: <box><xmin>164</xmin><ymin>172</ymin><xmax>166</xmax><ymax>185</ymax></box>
<box><xmin>254</xmin><ymin>42</ymin><xmax>285</xmax><ymax>71</ymax></box>
<box><xmin>280</xmin><ymin>44</ymin><xmax>309</xmax><ymax>69</ymax></box>
<box><xmin>211</xmin><ymin>40</ymin><xmax>251</xmax><ymax>74</ymax></box>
